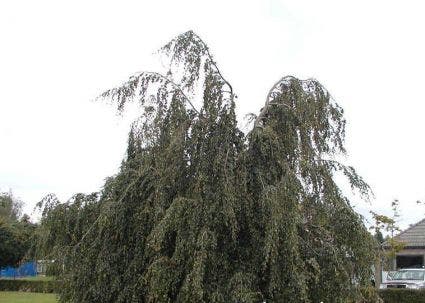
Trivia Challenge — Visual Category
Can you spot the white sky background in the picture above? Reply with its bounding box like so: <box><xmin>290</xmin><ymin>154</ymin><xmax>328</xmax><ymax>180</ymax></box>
<box><xmin>1</xmin><ymin>0</ymin><xmax>424</xmax><ymax>229</ymax></box>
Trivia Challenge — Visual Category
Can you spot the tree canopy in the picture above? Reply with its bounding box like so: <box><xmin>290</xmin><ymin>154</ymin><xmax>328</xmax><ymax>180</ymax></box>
<box><xmin>0</xmin><ymin>192</ymin><xmax>35</xmax><ymax>268</ymax></box>
<box><xmin>40</xmin><ymin>31</ymin><xmax>376</xmax><ymax>303</ymax></box>
<box><xmin>0</xmin><ymin>191</ymin><xmax>23</xmax><ymax>221</ymax></box>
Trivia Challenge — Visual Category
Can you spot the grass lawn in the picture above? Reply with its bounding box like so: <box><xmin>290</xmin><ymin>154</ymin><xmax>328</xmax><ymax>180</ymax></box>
<box><xmin>0</xmin><ymin>291</ymin><xmax>57</xmax><ymax>303</ymax></box>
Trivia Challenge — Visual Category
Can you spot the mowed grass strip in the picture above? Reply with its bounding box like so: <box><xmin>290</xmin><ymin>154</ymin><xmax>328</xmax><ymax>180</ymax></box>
<box><xmin>0</xmin><ymin>291</ymin><xmax>57</xmax><ymax>303</ymax></box>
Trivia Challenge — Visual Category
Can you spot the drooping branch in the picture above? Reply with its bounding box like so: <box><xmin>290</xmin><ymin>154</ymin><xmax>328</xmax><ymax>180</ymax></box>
<box><xmin>100</xmin><ymin>71</ymin><xmax>200</xmax><ymax>115</ymax></box>
<box><xmin>254</xmin><ymin>76</ymin><xmax>293</xmax><ymax>128</ymax></box>
<box><xmin>72</xmin><ymin>177</ymin><xmax>139</xmax><ymax>251</ymax></box>
<box><xmin>189</xmin><ymin>31</ymin><xmax>234</xmax><ymax>98</ymax></box>
<box><xmin>160</xmin><ymin>30</ymin><xmax>234</xmax><ymax>104</ymax></box>
<box><xmin>317</xmin><ymin>159</ymin><xmax>373</xmax><ymax>200</ymax></box>
<box><xmin>144</xmin><ymin>71</ymin><xmax>201</xmax><ymax>115</ymax></box>
<box><xmin>100</xmin><ymin>31</ymin><xmax>234</xmax><ymax>118</ymax></box>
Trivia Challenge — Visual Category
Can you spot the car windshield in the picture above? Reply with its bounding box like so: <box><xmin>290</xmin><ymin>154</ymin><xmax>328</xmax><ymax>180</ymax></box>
<box><xmin>392</xmin><ymin>270</ymin><xmax>425</xmax><ymax>281</ymax></box>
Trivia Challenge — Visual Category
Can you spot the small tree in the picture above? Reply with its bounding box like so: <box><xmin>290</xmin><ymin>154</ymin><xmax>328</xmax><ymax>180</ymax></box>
<box><xmin>370</xmin><ymin>199</ymin><xmax>405</xmax><ymax>270</ymax></box>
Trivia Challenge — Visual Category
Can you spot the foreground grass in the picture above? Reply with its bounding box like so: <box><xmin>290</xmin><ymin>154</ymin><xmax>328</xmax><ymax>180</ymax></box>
<box><xmin>0</xmin><ymin>291</ymin><xmax>57</xmax><ymax>303</ymax></box>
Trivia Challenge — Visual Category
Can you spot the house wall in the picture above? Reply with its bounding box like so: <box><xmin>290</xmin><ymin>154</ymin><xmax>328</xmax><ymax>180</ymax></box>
<box><xmin>393</xmin><ymin>248</ymin><xmax>425</xmax><ymax>270</ymax></box>
<box><xmin>396</xmin><ymin>248</ymin><xmax>425</xmax><ymax>255</ymax></box>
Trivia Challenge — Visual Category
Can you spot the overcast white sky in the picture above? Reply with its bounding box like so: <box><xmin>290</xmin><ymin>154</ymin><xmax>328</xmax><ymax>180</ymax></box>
<box><xmin>1</xmin><ymin>0</ymin><xmax>424</xmax><ymax>229</ymax></box>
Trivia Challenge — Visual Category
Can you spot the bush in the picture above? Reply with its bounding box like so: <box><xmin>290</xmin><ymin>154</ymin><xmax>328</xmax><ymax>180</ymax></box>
<box><xmin>359</xmin><ymin>286</ymin><xmax>383</xmax><ymax>303</ymax></box>
<box><xmin>378</xmin><ymin>289</ymin><xmax>425</xmax><ymax>303</ymax></box>
<box><xmin>0</xmin><ymin>279</ymin><xmax>58</xmax><ymax>293</ymax></box>
<box><xmin>46</xmin><ymin>262</ymin><xmax>62</xmax><ymax>277</ymax></box>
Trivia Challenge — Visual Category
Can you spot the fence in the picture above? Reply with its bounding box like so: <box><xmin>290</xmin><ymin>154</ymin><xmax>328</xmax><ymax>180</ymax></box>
<box><xmin>0</xmin><ymin>261</ymin><xmax>37</xmax><ymax>278</ymax></box>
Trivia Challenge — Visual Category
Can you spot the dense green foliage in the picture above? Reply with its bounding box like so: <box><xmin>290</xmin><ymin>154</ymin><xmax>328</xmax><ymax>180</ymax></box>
<box><xmin>0</xmin><ymin>218</ymin><xmax>22</xmax><ymax>268</ymax></box>
<box><xmin>33</xmin><ymin>193</ymin><xmax>101</xmax><ymax>275</ymax></box>
<box><xmin>0</xmin><ymin>279</ymin><xmax>58</xmax><ymax>293</ymax></box>
<box><xmin>0</xmin><ymin>219</ymin><xmax>35</xmax><ymax>268</ymax></box>
<box><xmin>38</xmin><ymin>31</ymin><xmax>376</xmax><ymax>302</ymax></box>
<box><xmin>0</xmin><ymin>192</ymin><xmax>36</xmax><ymax>268</ymax></box>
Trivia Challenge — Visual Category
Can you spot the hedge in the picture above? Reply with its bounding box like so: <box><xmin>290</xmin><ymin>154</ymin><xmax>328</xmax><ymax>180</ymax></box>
<box><xmin>0</xmin><ymin>279</ymin><xmax>58</xmax><ymax>293</ymax></box>
<box><xmin>378</xmin><ymin>289</ymin><xmax>425</xmax><ymax>303</ymax></box>
<box><xmin>2</xmin><ymin>281</ymin><xmax>425</xmax><ymax>301</ymax></box>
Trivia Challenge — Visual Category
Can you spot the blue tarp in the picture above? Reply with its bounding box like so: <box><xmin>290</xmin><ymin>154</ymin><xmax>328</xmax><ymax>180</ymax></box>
<box><xmin>0</xmin><ymin>261</ymin><xmax>37</xmax><ymax>278</ymax></box>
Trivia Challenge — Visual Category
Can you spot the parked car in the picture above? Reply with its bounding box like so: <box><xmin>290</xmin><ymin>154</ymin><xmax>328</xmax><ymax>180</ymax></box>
<box><xmin>380</xmin><ymin>268</ymin><xmax>425</xmax><ymax>289</ymax></box>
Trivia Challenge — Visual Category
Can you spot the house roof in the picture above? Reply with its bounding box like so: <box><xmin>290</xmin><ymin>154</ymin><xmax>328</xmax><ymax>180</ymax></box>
<box><xmin>392</xmin><ymin>218</ymin><xmax>425</xmax><ymax>248</ymax></box>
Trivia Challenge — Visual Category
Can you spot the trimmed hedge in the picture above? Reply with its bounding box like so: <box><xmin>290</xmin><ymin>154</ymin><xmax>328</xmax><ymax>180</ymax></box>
<box><xmin>2</xmin><ymin>280</ymin><xmax>424</xmax><ymax>301</ymax></box>
<box><xmin>0</xmin><ymin>279</ymin><xmax>58</xmax><ymax>293</ymax></box>
<box><xmin>378</xmin><ymin>289</ymin><xmax>425</xmax><ymax>303</ymax></box>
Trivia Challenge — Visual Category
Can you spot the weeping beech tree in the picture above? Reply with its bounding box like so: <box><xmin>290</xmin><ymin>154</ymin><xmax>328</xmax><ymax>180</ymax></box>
<box><xmin>52</xmin><ymin>31</ymin><xmax>376</xmax><ymax>302</ymax></box>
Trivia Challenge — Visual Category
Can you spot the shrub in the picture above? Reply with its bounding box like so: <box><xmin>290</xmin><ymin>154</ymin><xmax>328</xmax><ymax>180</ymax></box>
<box><xmin>359</xmin><ymin>286</ymin><xmax>383</xmax><ymax>303</ymax></box>
<box><xmin>378</xmin><ymin>289</ymin><xmax>425</xmax><ymax>303</ymax></box>
<box><xmin>0</xmin><ymin>279</ymin><xmax>58</xmax><ymax>293</ymax></box>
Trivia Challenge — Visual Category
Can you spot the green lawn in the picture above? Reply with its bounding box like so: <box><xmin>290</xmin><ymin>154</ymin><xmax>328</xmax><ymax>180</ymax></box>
<box><xmin>0</xmin><ymin>292</ymin><xmax>57</xmax><ymax>303</ymax></box>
